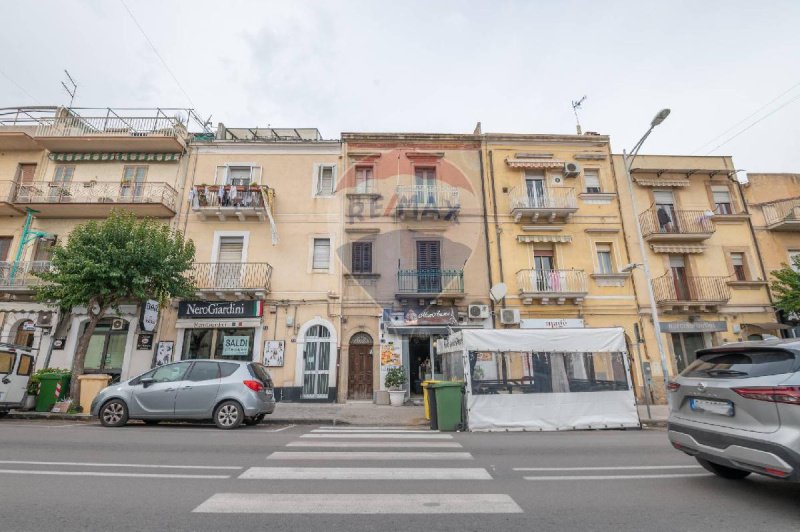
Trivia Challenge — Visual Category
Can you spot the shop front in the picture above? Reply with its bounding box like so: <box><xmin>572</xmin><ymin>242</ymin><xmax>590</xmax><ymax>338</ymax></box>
<box><xmin>175</xmin><ymin>300</ymin><xmax>264</xmax><ymax>363</ymax></box>
<box><xmin>659</xmin><ymin>320</ymin><xmax>723</xmax><ymax>373</ymax></box>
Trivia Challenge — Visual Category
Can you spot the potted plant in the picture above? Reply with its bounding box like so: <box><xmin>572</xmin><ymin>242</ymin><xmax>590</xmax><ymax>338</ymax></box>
<box><xmin>384</xmin><ymin>366</ymin><xmax>407</xmax><ymax>407</ymax></box>
<box><xmin>249</xmin><ymin>181</ymin><xmax>261</xmax><ymax>191</ymax></box>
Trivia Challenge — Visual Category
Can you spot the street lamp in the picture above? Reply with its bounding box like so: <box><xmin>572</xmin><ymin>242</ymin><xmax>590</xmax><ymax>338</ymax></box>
<box><xmin>621</xmin><ymin>109</ymin><xmax>672</xmax><ymax>399</ymax></box>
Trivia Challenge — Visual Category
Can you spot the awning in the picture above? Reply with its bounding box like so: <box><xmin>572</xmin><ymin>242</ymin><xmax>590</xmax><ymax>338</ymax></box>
<box><xmin>634</xmin><ymin>177</ymin><xmax>690</xmax><ymax>187</ymax></box>
<box><xmin>650</xmin><ymin>244</ymin><xmax>706</xmax><ymax>254</ymax></box>
<box><xmin>517</xmin><ymin>234</ymin><xmax>573</xmax><ymax>244</ymax></box>
<box><xmin>506</xmin><ymin>159</ymin><xmax>565</xmax><ymax>169</ymax></box>
<box><xmin>437</xmin><ymin>327</ymin><xmax>627</xmax><ymax>354</ymax></box>
<box><xmin>742</xmin><ymin>322</ymin><xmax>792</xmax><ymax>332</ymax></box>
<box><xmin>48</xmin><ymin>152</ymin><xmax>182</xmax><ymax>163</ymax></box>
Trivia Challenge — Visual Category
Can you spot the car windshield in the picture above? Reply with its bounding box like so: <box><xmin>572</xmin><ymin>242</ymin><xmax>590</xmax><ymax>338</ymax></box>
<box><xmin>0</xmin><ymin>352</ymin><xmax>14</xmax><ymax>374</ymax></box>
<box><xmin>682</xmin><ymin>349</ymin><xmax>798</xmax><ymax>379</ymax></box>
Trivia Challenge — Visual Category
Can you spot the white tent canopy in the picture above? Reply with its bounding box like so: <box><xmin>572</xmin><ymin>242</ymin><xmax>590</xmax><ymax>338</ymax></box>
<box><xmin>437</xmin><ymin>328</ymin><xmax>626</xmax><ymax>355</ymax></box>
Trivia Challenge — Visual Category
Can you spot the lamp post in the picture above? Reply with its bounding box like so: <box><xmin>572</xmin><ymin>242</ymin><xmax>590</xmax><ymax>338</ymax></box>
<box><xmin>621</xmin><ymin>109</ymin><xmax>672</xmax><ymax>399</ymax></box>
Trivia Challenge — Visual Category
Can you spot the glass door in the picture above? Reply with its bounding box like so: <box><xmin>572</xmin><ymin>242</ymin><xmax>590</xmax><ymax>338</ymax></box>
<box><xmin>525</xmin><ymin>171</ymin><xmax>546</xmax><ymax>208</ymax></box>
<box><xmin>82</xmin><ymin>319</ymin><xmax>128</xmax><ymax>379</ymax></box>
<box><xmin>533</xmin><ymin>250</ymin><xmax>554</xmax><ymax>291</ymax></box>
<box><xmin>415</xmin><ymin>167</ymin><xmax>436</xmax><ymax>207</ymax></box>
<box><xmin>671</xmin><ymin>333</ymin><xmax>707</xmax><ymax>373</ymax></box>
<box><xmin>654</xmin><ymin>190</ymin><xmax>677</xmax><ymax>233</ymax></box>
<box><xmin>303</xmin><ymin>325</ymin><xmax>331</xmax><ymax>398</ymax></box>
<box><xmin>121</xmin><ymin>166</ymin><xmax>147</xmax><ymax>199</ymax></box>
<box><xmin>669</xmin><ymin>255</ymin><xmax>690</xmax><ymax>300</ymax></box>
<box><xmin>215</xmin><ymin>236</ymin><xmax>244</xmax><ymax>288</ymax></box>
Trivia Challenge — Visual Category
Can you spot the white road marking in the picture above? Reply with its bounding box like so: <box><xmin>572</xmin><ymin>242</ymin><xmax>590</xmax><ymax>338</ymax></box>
<box><xmin>0</xmin><ymin>460</ymin><xmax>242</xmax><ymax>470</ymax></box>
<box><xmin>524</xmin><ymin>473</ymin><xmax>713</xmax><ymax>480</ymax></box>
<box><xmin>267</xmin><ymin>451</ymin><xmax>473</xmax><ymax>460</ymax></box>
<box><xmin>514</xmin><ymin>465</ymin><xmax>702</xmax><ymax>471</ymax></box>
<box><xmin>260</xmin><ymin>424</ymin><xmax>295</xmax><ymax>432</ymax></box>
<box><xmin>240</xmin><ymin>467</ymin><xmax>492</xmax><ymax>480</ymax></box>
<box><xmin>193</xmin><ymin>493</ymin><xmax>522</xmax><ymax>514</ymax></box>
<box><xmin>0</xmin><ymin>469</ymin><xmax>229</xmax><ymax>479</ymax></box>
<box><xmin>287</xmin><ymin>441</ymin><xmax>463</xmax><ymax>448</ymax></box>
<box><xmin>301</xmin><ymin>433</ymin><xmax>452</xmax><ymax>440</ymax></box>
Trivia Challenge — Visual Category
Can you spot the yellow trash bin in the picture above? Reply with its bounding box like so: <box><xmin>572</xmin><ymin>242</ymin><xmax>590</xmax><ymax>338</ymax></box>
<box><xmin>422</xmin><ymin>380</ymin><xmax>442</xmax><ymax>420</ymax></box>
<box><xmin>78</xmin><ymin>374</ymin><xmax>112</xmax><ymax>413</ymax></box>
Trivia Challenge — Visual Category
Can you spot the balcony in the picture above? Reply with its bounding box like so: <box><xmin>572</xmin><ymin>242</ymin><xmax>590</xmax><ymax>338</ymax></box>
<box><xmin>190</xmin><ymin>262</ymin><xmax>273</xmax><ymax>299</ymax></box>
<box><xmin>0</xmin><ymin>181</ymin><xmax>21</xmax><ymax>216</ymax></box>
<box><xmin>395</xmin><ymin>269</ymin><xmax>465</xmax><ymax>300</ymax></box>
<box><xmin>395</xmin><ymin>185</ymin><xmax>460</xmax><ymax>220</ymax></box>
<box><xmin>516</xmin><ymin>269</ymin><xmax>587</xmax><ymax>305</ymax></box>
<box><xmin>191</xmin><ymin>185</ymin><xmax>275</xmax><ymax>222</ymax></box>
<box><xmin>13</xmin><ymin>181</ymin><xmax>177</xmax><ymax>218</ymax></box>
<box><xmin>0</xmin><ymin>261</ymin><xmax>51</xmax><ymax>294</ymax></box>
<box><xmin>34</xmin><ymin>113</ymin><xmax>187</xmax><ymax>153</ymax></box>
<box><xmin>509</xmin><ymin>187</ymin><xmax>577</xmax><ymax>223</ymax></box>
<box><xmin>652</xmin><ymin>274</ymin><xmax>731</xmax><ymax>313</ymax></box>
<box><xmin>639</xmin><ymin>207</ymin><xmax>715</xmax><ymax>242</ymax></box>
<box><xmin>762</xmin><ymin>199</ymin><xmax>800</xmax><ymax>231</ymax></box>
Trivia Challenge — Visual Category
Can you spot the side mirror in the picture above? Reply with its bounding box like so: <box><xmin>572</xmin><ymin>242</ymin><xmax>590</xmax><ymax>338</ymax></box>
<box><xmin>140</xmin><ymin>377</ymin><xmax>155</xmax><ymax>387</ymax></box>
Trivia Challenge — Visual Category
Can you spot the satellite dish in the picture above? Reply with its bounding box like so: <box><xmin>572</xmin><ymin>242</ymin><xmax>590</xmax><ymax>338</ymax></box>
<box><xmin>489</xmin><ymin>283</ymin><xmax>507</xmax><ymax>303</ymax></box>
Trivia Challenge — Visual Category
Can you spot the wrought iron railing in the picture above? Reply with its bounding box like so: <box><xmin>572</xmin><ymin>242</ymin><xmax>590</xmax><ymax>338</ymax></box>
<box><xmin>34</xmin><ymin>114</ymin><xmax>186</xmax><ymax>139</ymax></box>
<box><xmin>639</xmin><ymin>207</ymin><xmax>714</xmax><ymax>238</ymax></box>
<box><xmin>192</xmin><ymin>185</ymin><xmax>274</xmax><ymax>211</ymax></box>
<box><xmin>516</xmin><ymin>269</ymin><xmax>587</xmax><ymax>294</ymax></box>
<box><xmin>396</xmin><ymin>269</ymin><xmax>464</xmax><ymax>294</ymax></box>
<box><xmin>762</xmin><ymin>199</ymin><xmax>800</xmax><ymax>226</ymax></box>
<box><xmin>13</xmin><ymin>181</ymin><xmax>178</xmax><ymax>210</ymax></box>
<box><xmin>509</xmin><ymin>187</ymin><xmax>577</xmax><ymax>210</ymax></box>
<box><xmin>652</xmin><ymin>274</ymin><xmax>730</xmax><ymax>303</ymax></box>
<box><xmin>0</xmin><ymin>261</ymin><xmax>52</xmax><ymax>289</ymax></box>
<box><xmin>395</xmin><ymin>185</ymin><xmax>460</xmax><ymax>211</ymax></box>
<box><xmin>190</xmin><ymin>262</ymin><xmax>273</xmax><ymax>291</ymax></box>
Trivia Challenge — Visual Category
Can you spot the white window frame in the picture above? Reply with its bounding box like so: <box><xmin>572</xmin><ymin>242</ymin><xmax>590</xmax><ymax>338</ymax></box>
<box><xmin>309</xmin><ymin>235</ymin><xmax>334</xmax><ymax>273</ymax></box>
<box><xmin>214</xmin><ymin>164</ymin><xmax>262</xmax><ymax>186</ymax></box>
<box><xmin>595</xmin><ymin>243</ymin><xmax>614</xmax><ymax>274</ymax></box>
<box><xmin>312</xmin><ymin>164</ymin><xmax>337</xmax><ymax>198</ymax></box>
<box><xmin>211</xmin><ymin>231</ymin><xmax>250</xmax><ymax>264</ymax></box>
<box><xmin>584</xmin><ymin>169</ymin><xmax>601</xmax><ymax>193</ymax></box>
<box><xmin>789</xmin><ymin>250</ymin><xmax>800</xmax><ymax>272</ymax></box>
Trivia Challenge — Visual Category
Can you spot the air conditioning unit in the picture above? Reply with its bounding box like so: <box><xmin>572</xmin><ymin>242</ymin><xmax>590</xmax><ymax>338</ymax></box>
<box><xmin>111</xmin><ymin>318</ymin><xmax>125</xmax><ymax>331</ymax></box>
<box><xmin>500</xmin><ymin>309</ymin><xmax>520</xmax><ymax>325</ymax></box>
<box><xmin>468</xmin><ymin>304</ymin><xmax>490</xmax><ymax>320</ymax></box>
<box><xmin>36</xmin><ymin>311</ymin><xmax>53</xmax><ymax>328</ymax></box>
<box><xmin>564</xmin><ymin>162</ymin><xmax>581</xmax><ymax>177</ymax></box>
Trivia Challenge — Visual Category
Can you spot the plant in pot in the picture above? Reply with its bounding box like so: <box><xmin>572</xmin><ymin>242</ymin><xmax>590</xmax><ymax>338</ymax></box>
<box><xmin>384</xmin><ymin>366</ymin><xmax>407</xmax><ymax>407</ymax></box>
<box><xmin>249</xmin><ymin>181</ymin><xmax>261</xmax><ymax>191</ymax></box>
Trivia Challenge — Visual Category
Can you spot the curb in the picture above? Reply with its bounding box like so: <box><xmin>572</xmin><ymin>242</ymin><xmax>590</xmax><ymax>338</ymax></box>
<box><xmin>9</xmin><ymin>411</ymin><xmax>94</xmax><ymax>421</ymax></box>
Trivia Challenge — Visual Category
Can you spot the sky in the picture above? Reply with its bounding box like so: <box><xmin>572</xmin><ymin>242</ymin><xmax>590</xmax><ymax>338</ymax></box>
<box><xmin>1</xmin><ymin>0</ymin><xmax>799</xmax><ymax>173</ymax></box>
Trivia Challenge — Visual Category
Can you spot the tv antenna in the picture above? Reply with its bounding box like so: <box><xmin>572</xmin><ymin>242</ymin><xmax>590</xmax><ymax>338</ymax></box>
<box><xmin>61</xmin><ymin>69</ymin><xmax>77</xmax><ymax>107</ymax></box>
<box><xmin>571</xmin><ymin>95</ymin><xmax>587</xmax><ymax>134</ymax></box>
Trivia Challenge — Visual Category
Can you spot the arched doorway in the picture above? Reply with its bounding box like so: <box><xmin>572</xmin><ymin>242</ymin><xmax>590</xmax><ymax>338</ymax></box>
<box><xmin>14</xmin><ymin>321</ymin><xmax>35</xmax><ymax>348</ymax></box>
<box><xmin>348</xmin><ymin>332</ymin><xmax>373</xmax><ymax>400</ymax></box>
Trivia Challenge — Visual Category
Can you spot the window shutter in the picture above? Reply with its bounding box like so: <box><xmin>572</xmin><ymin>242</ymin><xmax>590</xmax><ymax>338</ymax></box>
<box><xmin>712</xmin><ymin>186</ymin><xmax>731</xmax><ymax>204</ymax></box>
<box><xmin>313</xmin><ymin>238</ymin><xmax>331</xmax><ymax>270</ymax></box>
<box><xmin>18</xmin><ymin>164</ymin><xmax>36</xmax><ymax>184</ymax></box>
<box><xmin>218</xmin><ymin>236</ymin><xmax>244</xmax><ymax>263</ymax></box>
<box><xmin>317</xmin><ymin>166</ymin><xmax>334</xmax><ymax>196</ymax></box>
<box><xmin>584</xmin><ymin>170</ymin><xmax>601</xmax><ymax>192</ymax></box>
<box><xmin>654</xmin><ymin>191</ymin><xmax>675</xmax><ymax>205</ymax></box>
<box><xmin>251</xmin><ymin>166</ymin><xmax>262</xmax><ymax>185</ymax></box>
<box><xmin>352</xmin><ymin>242</ymin><xmax>372</xmax><ymax>274</ymax></box>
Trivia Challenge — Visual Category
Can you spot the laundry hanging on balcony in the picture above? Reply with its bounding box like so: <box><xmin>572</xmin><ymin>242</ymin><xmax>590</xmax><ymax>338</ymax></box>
<box><xmin>48</xmin><ymin>152</ymin><xmax>182</xmax><ymax>163</ymax></box>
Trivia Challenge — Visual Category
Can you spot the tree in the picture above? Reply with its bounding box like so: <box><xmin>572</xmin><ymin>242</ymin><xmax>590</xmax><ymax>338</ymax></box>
<box><xmin>770</xmin><ymin>257</ymin><xmax>800</xmax><ymax>316</ymax></box>
<box><xmin>34</xmin><ymin>210</ymin><xmax>196</xmax><ymax>403</ymax></box>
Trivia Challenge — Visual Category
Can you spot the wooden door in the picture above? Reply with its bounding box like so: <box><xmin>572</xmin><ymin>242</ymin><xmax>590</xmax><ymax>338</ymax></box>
<box><xmin>348</xmin><ymin>344</ymin><xmax>373</xmax><ymax>400</ymax></box>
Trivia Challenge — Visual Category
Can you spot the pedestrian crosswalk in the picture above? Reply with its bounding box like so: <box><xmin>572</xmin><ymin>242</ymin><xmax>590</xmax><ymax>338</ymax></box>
<box><xmin>193</xmin><ymin>424</ymin><xmax>524</xmax><ymax>515</ymax></box>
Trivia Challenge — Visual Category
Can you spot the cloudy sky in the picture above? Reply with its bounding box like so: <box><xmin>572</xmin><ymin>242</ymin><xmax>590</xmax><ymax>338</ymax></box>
<box><xmin>1</xmin><ymin>0</ymin><xmax>798</xmax><ymax>173</ymax></box>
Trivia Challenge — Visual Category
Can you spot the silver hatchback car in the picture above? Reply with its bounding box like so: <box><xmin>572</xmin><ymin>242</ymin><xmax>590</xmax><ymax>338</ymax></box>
<box><xmin>668</xmin><ymin>340</ymin><xmax>800</xmax><ymax>481</ymax></box>
<box><xmin>90</xmin><ymin>359</ymin><xmax>276</xmax><ymax>429</ymax></box>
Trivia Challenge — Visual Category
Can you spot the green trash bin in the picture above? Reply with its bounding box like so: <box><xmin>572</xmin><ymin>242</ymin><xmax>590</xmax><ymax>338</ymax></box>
<box><xmin>430</xmin><ymin>381</ymin><xmax>464</xmax><ymax>432</ymax></box>
<box><xmin>35</xmin><ymin>373</ymin><xmax>71</xmax><ymax>412</ymax></box>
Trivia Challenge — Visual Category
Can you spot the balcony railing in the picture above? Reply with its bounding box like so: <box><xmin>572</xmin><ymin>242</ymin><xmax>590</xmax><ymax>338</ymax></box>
<box><xmin>509</xmin><ymin>187</ymin><xmax>577</xmax><ymax>210</ymax></box>
<box><xmin>395</xmin><ymin>185</ymin><xmax>460</xmax><ymax>218</ymax></box>
<box><xmin>762</xmin><ymin>199</ymin><xmax>800</xmax><ymax>229</ymax></box>
<box><xmin>0</xmin><ymin>261</ymin><xmax>52</xmax><ymax>290</ymax></box>
<box><xmin>34</xmin><ymin>114</ymin><xmax>186</xmax><ymax>139</ymax></box>
<box><xmin>14</xmin><ymin>181</ymin><xmax>178</xmax><ymax>212</ymax></box>
<box><xmin>396</xmin><ymin>269</ymin><xmax>464</xmax><ymax>295</ymax></box>
<box><xmin>517</xmin><ymin>269</ymin><xmax>587</xmax><ymax>295</ymax></box>
<box><xmin>652</xmin><ymin>274</ymin><xmax>730</xmax><ymax>305</ymax></box>
<box><xmin>639</xmin><ymin>207</ymin><xmax>714</xmax><ymax>240</ymax></box>
<box><xmin>190</xmin><ymin>262</ymin><xmax>273</xmax><ymax>292</ymax></box>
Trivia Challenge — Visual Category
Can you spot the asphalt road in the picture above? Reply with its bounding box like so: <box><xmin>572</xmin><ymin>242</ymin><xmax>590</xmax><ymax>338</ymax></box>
<box><xmin>1</xmin><ymin>418</ymin><xmax>799</xmax><ymax>531</ymax></box>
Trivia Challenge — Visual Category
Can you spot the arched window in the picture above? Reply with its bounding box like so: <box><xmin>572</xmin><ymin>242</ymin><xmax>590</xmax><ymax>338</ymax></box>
<box><xmin>349</xmin><ymin>332</ymin><xmax>373</xmax><ymax>345</ymax></box>
<box><xmin>302</xmin><ymin>325</ymin><xmax>333</xmax><ymax>398</ymax></box>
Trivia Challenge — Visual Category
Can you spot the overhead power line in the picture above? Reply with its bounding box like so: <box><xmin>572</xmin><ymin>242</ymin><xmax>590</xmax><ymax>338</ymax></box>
<box><xmin>0</xmin><ymin>68</ymin><xmax>38</xmax><ymax>103</ymax></box>
<box><xmin>118</xmin><ymin>0</ymin><xmax>196</xmax><ymax>108</ymax></box>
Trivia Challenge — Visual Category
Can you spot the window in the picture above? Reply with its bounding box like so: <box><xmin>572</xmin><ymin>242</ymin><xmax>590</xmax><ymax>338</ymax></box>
<box><xmin>186</xmin><ymin>361</ymin><xmax>220</xmax><ymax>382</ymax></box>
<box><xmin>33</xmin><ymin>236</ymin><xmax>57</xmax><ymax>262</ymax></box>
<box><xmin>149</xmin><ymin>362</ymin><xmax>191</xmax><ymax>383</ymax></box>
<box><xmin>50</xmin><ymin>166</ymin><xmax>74</xmax><ymax>198</ymax></box>
<box><xmin>0</xmin><ymin>352</ymin><xmax>13</xmax><ymax>373</ymax></box>
<box><xmin>712</xmin><ymin>185</ymin><xmax>733</xmax><ymax>214</ymax></box>
<box><xmin>16</xmin><ymin>163</ymin><xmax>36</xmax><ymax>184</ymax></box>
<box><xmin>789</xmin><ymin>250</ymin><xmax>800</xmax><ymax>272</ymax></box>
<box><xmin>584</xmin><ymin>170</ymin><xmax>601</xmax><ymax>193</ymax></box>
<box><xmin>355</xmin><ymin>166</ymin><xmax>373</xmax><ymax>193</ymax></box>
<box><xmin>731</xmin><ymin>252</ymin><xmax>747</xmax><ymax>281</ymax></box>
<box><xmin>16</xmin><ymin>354</ymin><xmax>33</xmax><ymax>376</ymax></box>
<box><xmin>215</xmin><ymin>165</ymin><xmax>261</xmax><ymax>186</ymax></box>
<box><xmin>122</xmin><ymin>166</ymin><xmax>147</xmax><ymax>197</ymax></box>
<box><xmin>316</xmin><ymin>165</ymin><xmax>335</xmax><ymax>196</ymax></box>
<box><xmin>596</xmin><ymin>243</ymin><xmax>614</xmax><ymax>274</ymax></box>
<box><xmin>312</xmin><ymin>238</ymin><xmax>331</xmax><ymax>270</ymax></box>
<box><xmin>0</xmin><ymin>237</ymin><xmax>12</xmax><ymax>261</ymax></box>
<box><xmin>228</xmin><ymin>166</ymin><xmax>252</xmax><ymax>186</ymax></box>
<box><xmin>351</xmin><ymin>241</ymin><xmax>373</xmax><ymax>274</ymax></box>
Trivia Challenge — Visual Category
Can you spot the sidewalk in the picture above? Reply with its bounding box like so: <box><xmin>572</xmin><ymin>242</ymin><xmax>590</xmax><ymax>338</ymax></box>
<box><xmin>638</xmin><ymin>404</ymin><xmax>669</xmax><ymax>427</ymax></box>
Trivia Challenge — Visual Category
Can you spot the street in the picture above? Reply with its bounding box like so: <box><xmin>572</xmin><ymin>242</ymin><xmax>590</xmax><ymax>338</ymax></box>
<box><xmin>1</xmin><ymin>419</ymin><xmax>799</xmax><ymax>531</ymax></box>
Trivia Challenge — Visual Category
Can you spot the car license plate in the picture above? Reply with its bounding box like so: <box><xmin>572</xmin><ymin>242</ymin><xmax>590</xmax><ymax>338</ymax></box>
<box><xmin>690</xmin><ymin>398</ymin><xmax>734</xmax><ymax>417</ymax></box>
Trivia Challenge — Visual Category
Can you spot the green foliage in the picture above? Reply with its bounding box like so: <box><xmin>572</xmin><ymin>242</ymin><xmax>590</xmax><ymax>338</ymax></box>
<box><xmin>770</xmin><ymin>258</ymin><xmax>800</xmax><ymax>315</ymax></box>
<box><xmin>27</xmin><ymin>367</ymin><xmax>71</xmax><ymax>395</ymax></box>
<box><xmin>384</xmin><ymin>366</ymin><xmax>407</xmax><ymax>390</ymax></box>
<box><xmin>33</xmin><ymin>210</ymin><xmax>196</xmax><ymax>311</ymax></box>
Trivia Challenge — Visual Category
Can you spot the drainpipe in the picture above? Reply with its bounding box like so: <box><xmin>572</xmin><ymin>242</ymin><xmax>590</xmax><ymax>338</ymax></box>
<box><xmin>487</xmin><ymin>151</ymin><xmax>506</xmax><ymax>307</ymax></box>
<box><xmin>477</xmin><ymin>146</ymin><xmax>496</xmax><ymax>326</ymax></box>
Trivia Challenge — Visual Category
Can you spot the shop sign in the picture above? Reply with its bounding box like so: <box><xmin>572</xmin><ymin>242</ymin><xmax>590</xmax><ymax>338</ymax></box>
<box><xmin>137</xmin><ymin>333</ymin><xmax>154</xmax><ymax>350</ymax></box>
<box><xmin>185</xmin><ymin>320</ymin><xmax>256</xmax><ymax>329</ymax></box>
<box><xmin>178</xmin><ymin>300</ymin><xmax>263</xmax><ymax>319</ymax></box>
<box><xmin>402</xmin><ymin>306</ymin><xmax>457</xmax><ymax>326</ymax></box>
<box><xmin>222</xmin><ymin>336</ymin><xmax>250</xmax><ymax>357</ymax></box>
<box><xmin>660</xmin><ymin>321</ymin><xmax>727</xmax><ymax>334</ymax></box>
<box><xmin>52</xmin><ymin>337</ymin><xmax>66</xmax><ymax>350</ymax></box>
<box><xmin>140</xmin><ymin>299</ymin><xmax>159</xmax><ymax>332</ymax></box>
<box><xmin>521</xmin><ymin>318</ymin><xmax>584</xmax><ymax>329</ymax></box>
<box><xmin>21</xmin><ymin>320</ymin><xmax>36</xmax><ymax>331</ymax></box>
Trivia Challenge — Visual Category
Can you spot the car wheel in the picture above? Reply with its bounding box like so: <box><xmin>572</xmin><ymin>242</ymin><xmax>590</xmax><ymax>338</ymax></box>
<box><xmin>99</xmin><ymin>399</ymin><xmax>129</xmax><ymax>428</ymax></box>
<box><xmin>143</xmin><ymin>420</ymin><xmax>160</xmax><ymax>426</ymax></box>
<box><xmin>244</xmin><ymin>413</ymin><xmax>266</xmax><ymax>426</ymax></box>
<box><xmin>214</xmin><ymin>401</ymin><xmax>243</xmax><ymax>429</ymax></box>
<box><xmin>696</xmin><ymin>458</ymin><xmax>751</xmax><ymax>480</ymax></box>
